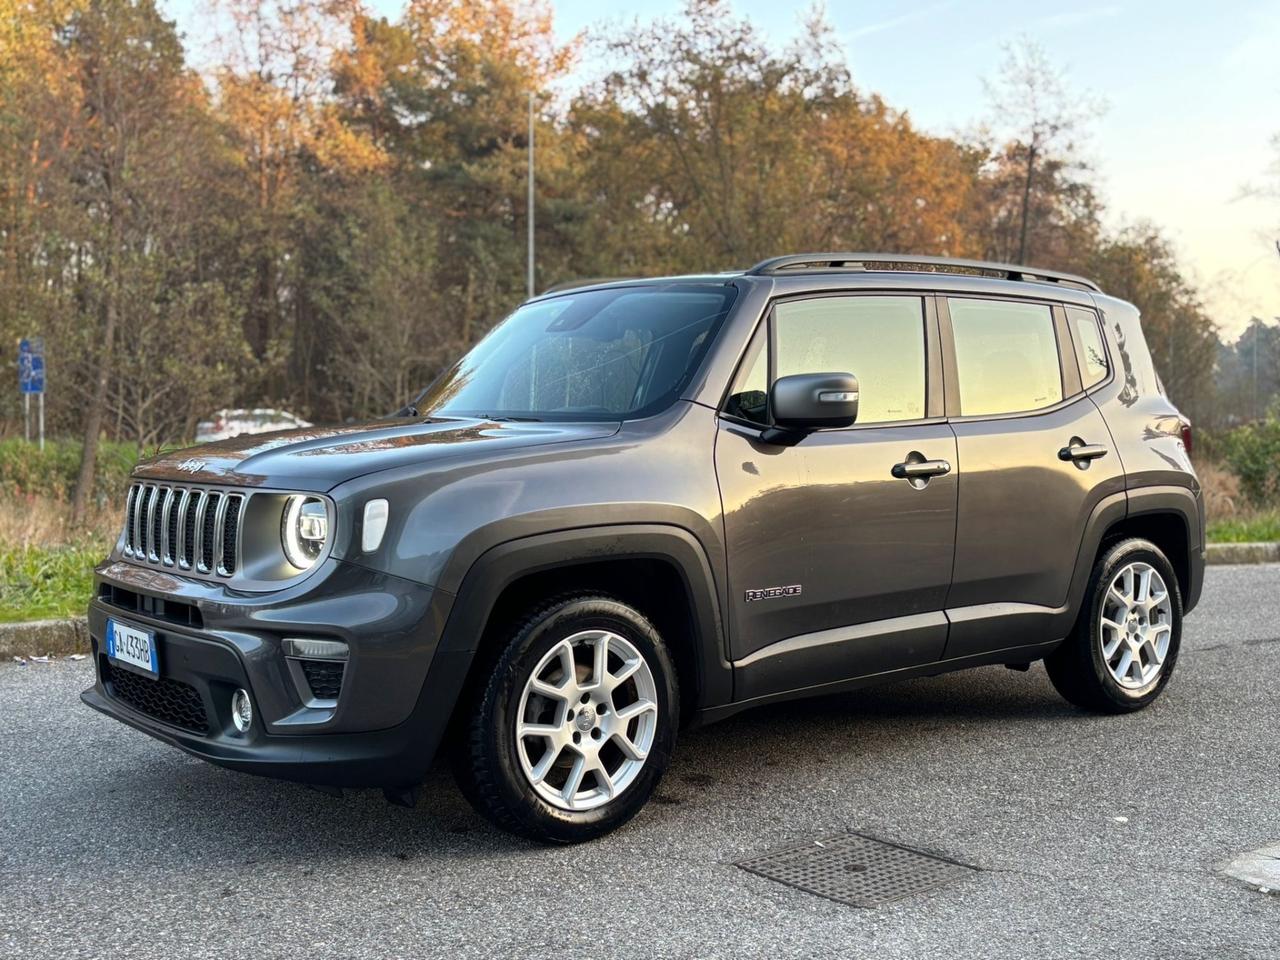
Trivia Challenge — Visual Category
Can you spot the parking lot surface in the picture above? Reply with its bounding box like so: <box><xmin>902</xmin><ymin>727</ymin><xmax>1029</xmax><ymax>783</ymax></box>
<box><xmin>2</xmin><ymin>565</ymin><xmax>1277</xmax><ymax>959</ymax></box>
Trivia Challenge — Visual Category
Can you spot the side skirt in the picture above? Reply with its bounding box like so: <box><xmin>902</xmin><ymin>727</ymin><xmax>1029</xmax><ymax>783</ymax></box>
<box><xmin>693</xmin><ymin>638</ymin><xmax>1061</xmax><ymax>727</ymax></box>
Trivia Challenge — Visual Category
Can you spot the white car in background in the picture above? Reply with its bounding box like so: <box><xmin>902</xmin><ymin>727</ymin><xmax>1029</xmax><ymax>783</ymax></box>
<box><xmin>195</xmin><ymin>408</ymin><xmax>312</xmax><ymax>443</ymax></box>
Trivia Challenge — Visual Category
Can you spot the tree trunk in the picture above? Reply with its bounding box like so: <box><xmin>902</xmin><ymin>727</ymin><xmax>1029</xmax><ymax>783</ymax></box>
<box><xmin>72</xmin><ymin>151</ymin><xmax>122</xmax><ymax>525</ymax></box>
<box><xmin>70</xmin><ymin>291</ymin><xmax>116</xmax><ymax>524</ymax></box>
<box><xmin>1016</xmin><ymin>142</ymin><xmax>1037</xmax><ymax>264</ymax></box>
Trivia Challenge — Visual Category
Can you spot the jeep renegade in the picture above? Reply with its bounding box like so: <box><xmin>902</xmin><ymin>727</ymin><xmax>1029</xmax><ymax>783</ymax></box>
<box><xmin>82</xmin><ymin>253</ymin><xmax>1204</xmax><ymax>843</ymax></box>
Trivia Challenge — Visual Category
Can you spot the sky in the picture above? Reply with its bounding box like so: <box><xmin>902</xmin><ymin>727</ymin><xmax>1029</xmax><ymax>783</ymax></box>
<box><xmin>163</xmin><ymin>0</ymin><xmax>1280</xmax><ymax>338</ymax></box>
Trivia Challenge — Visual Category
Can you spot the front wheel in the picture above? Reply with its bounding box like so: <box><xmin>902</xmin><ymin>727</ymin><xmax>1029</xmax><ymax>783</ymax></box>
<box><xmin>1045</xmin><ymin>538</ymin><xmax>1183</xmax><ymax>713</ymax></box>
<box><xmin>453</xmin><ymin>594</ymin><xmax>679</xmax><ymax>843</ymax></box>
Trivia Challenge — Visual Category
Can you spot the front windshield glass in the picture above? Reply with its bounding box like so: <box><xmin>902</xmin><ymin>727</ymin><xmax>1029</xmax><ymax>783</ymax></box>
<box><xmin>418</xmin><ymin>283</ymin><xmax>737</xmax><ymax>421</ymax></box>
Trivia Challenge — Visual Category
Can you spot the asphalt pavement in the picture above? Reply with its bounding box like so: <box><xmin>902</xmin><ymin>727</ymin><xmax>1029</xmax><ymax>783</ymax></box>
<box><xmin>2</xmin><ymin>564</ymin><xmax>1277</xmax><ymax>959</ymax></box>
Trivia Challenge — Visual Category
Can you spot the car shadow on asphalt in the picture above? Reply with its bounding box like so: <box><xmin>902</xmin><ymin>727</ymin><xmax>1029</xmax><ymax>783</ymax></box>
<box><xmin>49</xmin><ymin>666</ymin><xmax>1082</xmax><ymax>864</ymax></box>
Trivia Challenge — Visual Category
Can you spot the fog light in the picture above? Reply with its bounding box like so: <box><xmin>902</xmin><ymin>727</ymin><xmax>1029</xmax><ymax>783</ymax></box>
<box><xmin>282</xmin><ymin>637</ymin><xmax>349</xmax><ymax>660</ymax></box>
<box><xmin>230</xmin><ymin>688</ymin><xmax>253</xmax><ymax>733</ymax></box>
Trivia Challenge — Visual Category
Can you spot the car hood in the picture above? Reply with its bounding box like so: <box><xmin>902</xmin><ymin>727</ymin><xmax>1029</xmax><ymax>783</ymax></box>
<box><xmin>132</xmin><ymin>417</ymin><xmax>621</xmax><ymax>492</ymax></box>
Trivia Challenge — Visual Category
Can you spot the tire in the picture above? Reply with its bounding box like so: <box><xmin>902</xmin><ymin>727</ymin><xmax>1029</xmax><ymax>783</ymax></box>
<box><xmin>1045</xmin><ymin>538</ymin><xmax>1183</xmax><ymax>714</ymax></box>
<box><xmin>453</xmin><ymin>594</ymin><xmax>679</xmax><ymax>843</ymax></box>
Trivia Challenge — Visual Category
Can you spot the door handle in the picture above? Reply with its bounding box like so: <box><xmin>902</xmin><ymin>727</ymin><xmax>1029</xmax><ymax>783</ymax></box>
<box><xmin>1058</xmin><ymin>441</ymin><xmax>1109</xmax><ymax>462</ymax></box>
<box><xmin>892</xmin><ymin>458</ymin><xmax>952</xmax><ymax>479</ymax></box>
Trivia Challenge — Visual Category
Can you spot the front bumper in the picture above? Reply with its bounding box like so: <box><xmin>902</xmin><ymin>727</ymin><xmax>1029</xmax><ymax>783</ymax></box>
<box><xmin>81</xmin><ymin>557</ymin><xmax>469</xmax><ymax>787</ymax></box>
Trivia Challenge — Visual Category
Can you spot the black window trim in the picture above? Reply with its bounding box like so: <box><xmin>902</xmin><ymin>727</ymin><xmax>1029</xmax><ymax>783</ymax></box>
<box><xmin>716</xmin><ymin>289</ymin><xmax>946</xmax><ymax>433</ymax></box>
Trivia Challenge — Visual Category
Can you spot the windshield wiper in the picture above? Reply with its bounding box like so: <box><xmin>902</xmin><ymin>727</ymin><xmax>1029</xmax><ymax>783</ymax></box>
<box><xmin>475</xmin><ymin>414</ymin><xmax>542</xmax><ymax>422</ymax></box>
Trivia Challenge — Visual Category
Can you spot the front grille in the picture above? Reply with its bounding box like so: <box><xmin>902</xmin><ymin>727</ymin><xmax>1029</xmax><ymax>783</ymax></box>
<box><xmin>122</xmin><ymin>482</ymin><xmax>247</xmax><ymax>579</ymax></box>
<box><xmin>300</xmin><ymin>659</ymin><xmax>345</xmax><ymax>701</ymax></box>
<box><xmin>103</xmin><ymin>659</ymin><xmax>209</xmax><ymax>734</ymax></box>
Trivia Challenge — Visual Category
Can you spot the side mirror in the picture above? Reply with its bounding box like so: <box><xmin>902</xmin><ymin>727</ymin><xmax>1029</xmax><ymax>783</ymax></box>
<box><xmin>762</xmin><ymin>372</ymin><xmax>859</xmax><ymax>444</ymax></box>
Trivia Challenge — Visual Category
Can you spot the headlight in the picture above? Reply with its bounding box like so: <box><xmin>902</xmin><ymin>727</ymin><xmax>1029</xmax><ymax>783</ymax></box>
<box><xmin>281</xmin><ymin>495</ymin><xmax>328</xmax><ymax>570</ymax></box>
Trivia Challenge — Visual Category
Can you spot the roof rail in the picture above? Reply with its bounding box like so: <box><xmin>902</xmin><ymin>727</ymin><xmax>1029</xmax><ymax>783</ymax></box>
<box><xmin>745</xmin><ymin>253</ymin><xmax>1101</xmax><ymax>293</ymax></box>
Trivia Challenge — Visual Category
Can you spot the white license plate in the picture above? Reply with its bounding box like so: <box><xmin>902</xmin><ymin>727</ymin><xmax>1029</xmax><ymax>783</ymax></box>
<box><xmin>106</xmin><ymin>619</ymin><xmax>159</xmax><ymax>678</ymax></box>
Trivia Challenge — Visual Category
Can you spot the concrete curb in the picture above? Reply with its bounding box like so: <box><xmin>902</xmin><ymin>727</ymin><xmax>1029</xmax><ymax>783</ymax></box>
<box><xmin>0</xmin><ymin>543</ymin><xmax>1276</xmax><ymax>660</ymax></box>
<box><xmin>1206</xmin><ymin>542</ymin><xmax>1280</xmax><ymax>565</ymax></box>
<box><xmin>0</xmin><ymin>617</ymin><xmax>89</xmax><ymax>660</ymax></box>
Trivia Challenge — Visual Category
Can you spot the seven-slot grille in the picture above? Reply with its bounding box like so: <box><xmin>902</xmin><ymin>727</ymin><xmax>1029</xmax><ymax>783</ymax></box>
<box><xmin>122</xmin><ymin>482</ymin><xmax>246</xmax><ymax>578</ymax></box>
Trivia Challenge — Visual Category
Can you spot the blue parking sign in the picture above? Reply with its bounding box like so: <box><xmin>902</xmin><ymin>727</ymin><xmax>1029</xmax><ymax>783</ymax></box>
<box><xmin>19</xmin><ymin>338</ymin><xmax>44</xmax><ymax>394</ymax></box>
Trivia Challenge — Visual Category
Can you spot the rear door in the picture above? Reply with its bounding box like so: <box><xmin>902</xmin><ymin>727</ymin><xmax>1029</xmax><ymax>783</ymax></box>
<box><xmin>715</xmin><ymin>293</ymin><xmax>957</xmax><ymax>700</ymax></box>
<box><xmin>940</xmin><ymin>295</ymin><xmax>1125</xmax><ymax>657</ymax></box>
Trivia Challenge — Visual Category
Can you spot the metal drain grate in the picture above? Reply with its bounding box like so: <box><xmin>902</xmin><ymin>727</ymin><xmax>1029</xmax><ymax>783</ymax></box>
<box><xmin>736</xmin><ymin>832</ymin><xmax>975</xmax><ymax>907</ymax></box>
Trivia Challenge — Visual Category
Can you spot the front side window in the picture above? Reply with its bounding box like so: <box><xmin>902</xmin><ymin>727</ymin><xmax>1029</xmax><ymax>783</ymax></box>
<box><xmin>723</xmin><ymin>327</ymin><xmax>769</xmax><ymax>424</ymax></box>
<box><xmin>772</xmin><ymin>296</ymin><xmax>927</xmax><ymax>424</ymax></box>
<box><xmin>1066</xmin><ymin>305</ymin><xmax>1109</xmax><ymax>388</ymax></box>
<box><xmin>418</xmin><ymin>284</ymin><xmax>736</xmax><ymax>421</ymax></box>
<box><xmin>948</xmin><ymin>298</ymin><xmax>1063</xmax><ymax>416</ymax></box>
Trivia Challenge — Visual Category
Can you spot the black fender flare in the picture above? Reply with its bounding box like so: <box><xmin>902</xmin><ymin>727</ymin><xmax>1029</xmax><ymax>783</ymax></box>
<box><xmin>429</xmin><ymin>523</ymin><xmax>733</xmax><ymax>711</ymax></box>
<box><xmin>1123</xmin><ymin>484</ymin><xmax>1205</xmax><ymax>613</ymax></box>
<box><xmin>1062</xmin><ymin>484</ymin><xmax>1203</xmax><ymax>628</ymax></box>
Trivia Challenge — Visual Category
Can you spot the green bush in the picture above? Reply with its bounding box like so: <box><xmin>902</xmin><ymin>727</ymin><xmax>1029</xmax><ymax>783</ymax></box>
<box><xmin>0</xmin><ymin>438</ymin><xmax>139</xmax><ymax>502</ymax></box>
<box><xmin>1219</xmin><ymin>405</ymin><xmax>1280</xmax><ymax>506</ymax></box>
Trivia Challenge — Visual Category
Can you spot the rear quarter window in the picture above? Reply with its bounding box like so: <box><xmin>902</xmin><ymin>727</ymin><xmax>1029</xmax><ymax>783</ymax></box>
<box><xmin>1066</xmin><ymin>306</ymin><xmax>1109</xmax><ymax>389</ymax></box>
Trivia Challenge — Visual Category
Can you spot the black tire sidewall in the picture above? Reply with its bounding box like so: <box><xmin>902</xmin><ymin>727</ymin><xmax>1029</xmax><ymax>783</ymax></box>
<box><xmin>1083</xmin><ymin>541</ymin><xmax>1183</xmax><ymax>709</ymax></box>
<box><xmin>479</xmin><ymin>596</ymin><xmax>678</xmax><ymax>842</ymax></box>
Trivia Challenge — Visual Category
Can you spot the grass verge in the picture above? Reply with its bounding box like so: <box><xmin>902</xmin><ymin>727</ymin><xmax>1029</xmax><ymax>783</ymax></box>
<box><xmin>1205</xmin><ymin>510</ymin><xmax>1280</xmax><ymax>544</ymax></box>
<box><xmin>0</xmin><ymin>541</ymin><xmax>104</xmax><ymax>623</ymax></box>
<box><xmin>1</xmin><ymin>494</ymin><xmax>116</xmax><ymax>624</ymax></box>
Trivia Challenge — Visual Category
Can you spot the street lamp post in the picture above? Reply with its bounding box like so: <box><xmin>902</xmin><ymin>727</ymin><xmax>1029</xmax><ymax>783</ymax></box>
<box><xmin>527</xmin><ymin>92</ymin><xmax>535</xmax><ymax>300</ymax></box>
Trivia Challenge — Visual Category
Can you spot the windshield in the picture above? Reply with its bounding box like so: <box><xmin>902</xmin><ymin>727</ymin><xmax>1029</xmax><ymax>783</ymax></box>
<box><xmin>418</xmin><ymin>283</ymin><xmax>737</xmax><ymax>421</ymax></box>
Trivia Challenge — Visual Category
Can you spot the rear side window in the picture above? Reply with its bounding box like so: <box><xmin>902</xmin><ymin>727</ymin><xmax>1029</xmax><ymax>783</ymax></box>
<box><xmin>948</xmin><ymin>298</ymin><xmax>1063</xmax><ymax>416</ymax></box>
<box><xmin>1066</xmin><ymin>306</ymin><xmax>1109</xmax><ymax>388</ymax></box>
<box><xmin>773</xmin><ymin>296</ymin><xmax>927</xmax><ymax>424</ymax></box>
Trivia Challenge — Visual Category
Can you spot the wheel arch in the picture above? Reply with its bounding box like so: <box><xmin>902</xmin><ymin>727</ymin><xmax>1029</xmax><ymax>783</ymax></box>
<box><xmin>435</xmin><ymin>525</ymin><xmax>733</xmax><ymax>729</ymax></box>
<box><xmin>1068</xmin><ymin>485</ymin><xmax>1203</xmax><ymax>624</ymax></box>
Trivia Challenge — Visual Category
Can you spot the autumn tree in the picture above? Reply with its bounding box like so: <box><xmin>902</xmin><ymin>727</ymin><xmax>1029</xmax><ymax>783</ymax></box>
<box><xmin>278</xmin><ymin>0</ymin><xmax>581</xmax><ymax>421</ymax></box>
<box><xmin>1088</xmin><ymin>225</ymin><xmax>1219</xmax><ymax>420</ymax></box>
<box><xmin>569</xmin><ymin>0</ymin><xmax>985</xmax><ymax>276</ymax></box>
<box><xmin>0</xmin><ymin>0</ymin><xmax>254</xmax><ymax>515</ymax></box>
<box><xmin>0</xmin><ymin>0</ymin><xmax>84</xmax><ymax>423</ymax></box>
<box><xmin>980</xmin><ymin>37</ymin><xmax>1104</xmax><ymax>266</ymax></box>
<box><xmin>0</xmin><ymin>0</ymin><xmax>1244</xmax><ymax>465</ymax></box>
<box><xmin>573</xmin><ymin>1</ymin><xmax>849</xmax><ymax>269</ymax></box>
<box><xmin>63</xmin><ymin>0</ymin><xmax>247</xmax><ymax>519</ymax></box>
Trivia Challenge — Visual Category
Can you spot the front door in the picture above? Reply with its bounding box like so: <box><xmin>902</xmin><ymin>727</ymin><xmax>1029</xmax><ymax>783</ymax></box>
<box><xmin>715</xmin><ymin>294</ymin><xmax>958</xmax><ymax>700</ymax></box>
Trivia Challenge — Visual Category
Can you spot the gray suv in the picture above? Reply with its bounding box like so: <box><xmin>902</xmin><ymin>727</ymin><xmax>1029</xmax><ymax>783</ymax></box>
<box><xmin>82</xmin><ymin>253</ymin><xmax>1204</xmax><ymax>843</ymax></box>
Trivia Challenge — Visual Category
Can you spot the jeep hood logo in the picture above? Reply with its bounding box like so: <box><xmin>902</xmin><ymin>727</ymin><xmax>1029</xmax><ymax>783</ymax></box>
<box><xmin>745</xmin><ymin>584</ymin><xmax>802</xmax><ymax>602</ymax></box>
<box><xmin>175</xmin><ymin>458</ymin><xmax>208</xmax><ymax>474</ymax></box>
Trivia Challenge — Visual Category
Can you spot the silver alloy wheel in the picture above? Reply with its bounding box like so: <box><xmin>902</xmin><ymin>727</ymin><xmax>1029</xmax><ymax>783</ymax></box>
<box><xmin>515</xmin><ymin>629</ymin><xmax>659</xmax><ymax>812</ymax></box>
<box><xmin>1099</xmin><ymin>561</ymin><xmax>1173</xmax><ymax>689</ymax></box>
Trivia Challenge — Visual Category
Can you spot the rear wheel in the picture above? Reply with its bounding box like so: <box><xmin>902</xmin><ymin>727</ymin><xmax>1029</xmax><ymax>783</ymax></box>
<box><xmin>453</xmin><ymin>594</ymin><xmax>678</xmax><ymax>843</ymax></box>
<box><xmin>1045</xmin><ymin>538</ymin><xmax>1183</xmax><ymax>713</ymax></box>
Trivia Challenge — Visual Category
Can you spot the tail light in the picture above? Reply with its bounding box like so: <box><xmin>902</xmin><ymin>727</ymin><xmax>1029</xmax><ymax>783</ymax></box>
<box><xmin>1179</xmin><ymin>418</ymin><xmax>1193</xmax><ymax>457</ymax></box>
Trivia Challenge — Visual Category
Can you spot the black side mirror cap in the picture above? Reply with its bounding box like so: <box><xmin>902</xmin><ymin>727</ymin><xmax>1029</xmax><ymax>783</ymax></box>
<box><xmin>765</xmin><ymin>373</ymin><xmax>859</xmax><ymax>442</ymax></box>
